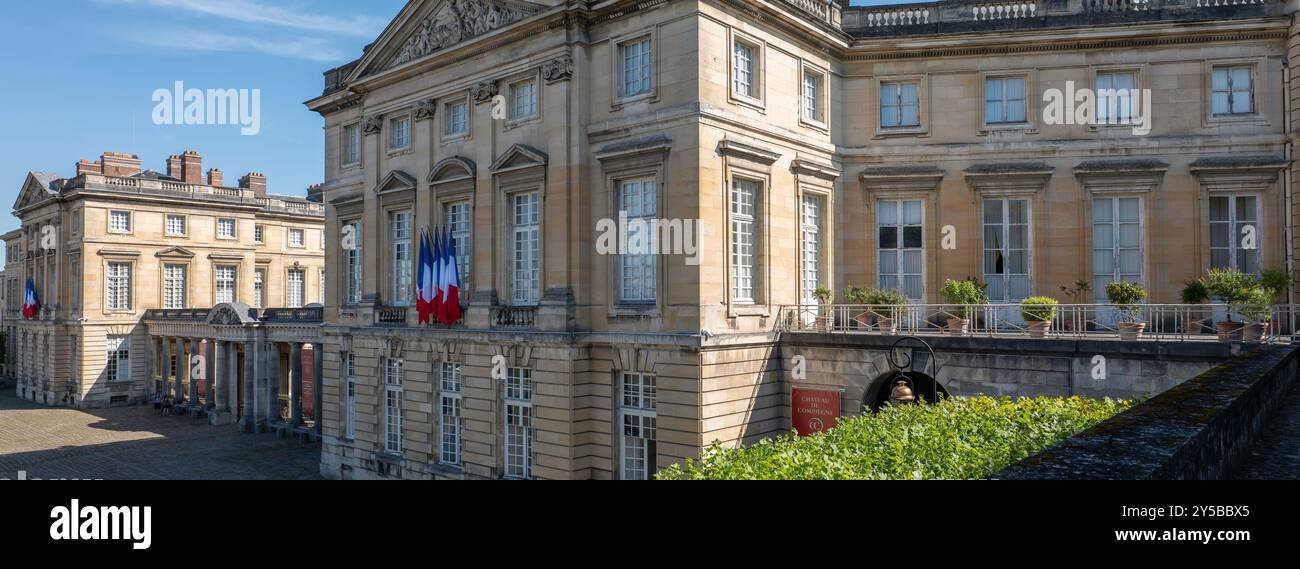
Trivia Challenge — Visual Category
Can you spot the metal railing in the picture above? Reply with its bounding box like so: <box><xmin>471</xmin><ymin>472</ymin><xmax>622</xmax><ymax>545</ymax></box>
<box><xmin>777</xmin><ymin>303</ymin><xmax>1295</xmax><ymax>343</ymax></box>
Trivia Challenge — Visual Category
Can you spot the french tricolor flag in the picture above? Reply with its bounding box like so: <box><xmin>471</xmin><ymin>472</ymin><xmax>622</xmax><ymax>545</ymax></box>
<box><xmin>22</xmin><ymin>278</ymin><xmax>38</xmax><ymax>319</ymax></box>
<box><xmin>416</xmin><ymin>229</ymin><xmax>434</xmax><ymax>325</ymax></box>
<box><xmin>442</xmin><ymin>224</ymin><xmax>462</xmax><ymax>325</ymax></box>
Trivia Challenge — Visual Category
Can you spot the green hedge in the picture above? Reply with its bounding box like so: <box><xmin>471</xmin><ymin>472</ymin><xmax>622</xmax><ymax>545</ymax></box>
<box><xmin>657</xmin><ymin>396</ymin><xmax>1133</xmax><ymax>480</ymax></box>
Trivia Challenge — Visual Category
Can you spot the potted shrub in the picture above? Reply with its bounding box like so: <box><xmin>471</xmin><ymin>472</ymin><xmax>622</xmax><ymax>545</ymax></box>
<box><xmin>1180</xmin><ymin>279</ymin><xmax>1211</xmax><ymax>335</ymax></box>
<box><xmin>940</xmin><ymin>278</ymin><xmax>986</xmax><ymax>335</ymax></box>
<box><xmin>1058</xmin><ymin>280</ymin><xmax>1091</xmax><ymax>332</ymax></box>
<box><xmin>1105</xmin><ymin>281</ymin><xmax>1147</xmax><ymax>341</ymax></box>
<box><xmin>1256</xmin><ymin>268</ymin><xmax>1291</xmax><ymax>339</ymax></box>
<box><xmin>812</xmin><ymin>286</ymin><xmax>833</xmax><ymax>331</ymax></box>
<box><xmin>867</xmin><ymin>288</ymin><xmax>909</xmax><ymax>334</ymax></box>
<box><xmin>1238</xmin><ymin>287</ymin><xmax>1273</xmax><ymax>343</ymax></box>
<box><xmin>1204</xmin><ymin>268</ymin><xmax>1259</xmax><ymax>343</ymax></box>
<box><xmin>845</xmin><ymin>286</ymin><xmax>872</xmax><ymax>329</ymax></box>
<box><xmin>1020</xmin><ymin>296</ymin><xmax>1058</xmax><ymax>338</ymax></box>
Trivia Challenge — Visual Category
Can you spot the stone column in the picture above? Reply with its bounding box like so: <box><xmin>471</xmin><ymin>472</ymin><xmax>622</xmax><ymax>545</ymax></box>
<box><xmin>202</xmin><ymin>339</ymin><xmax>215</xmax><ymax>408</ymax></box>
<box><xmin>226</xmin><ymin>341</ymin><xmax>240</xmax><ymax>418</ymax></box>
<box><xmin>190</xmin><ymin>338</ymin><xmax>204</xmax><ymax>405</ymax></box>
<box><xmin>161</xmin><ymin>337</ymin><xmax>172</xmax><ymax>397</ymax></box>
<box><xmin>213</xmin><ymin>341</ymin><xmax>225</xmax><ymax>412</ymax></box>
<box><xmin>290</xmin><ymin>342</ymin><xmax>303</xmax><ymax>426</ymax></box>
<box><xmin>241</xmin><ymin>341</ymin><xmax>258</xmax><ymax>432</ymax></box>
<box><xmin>313</xmin><ymin>343</ymin><xmax>324</xmax><ymax>435</ymax></box>
<box><xmin>267</xmin><ymin>342</ymin><xmax>282</xmax><ymax>424</ymax></box>
<box><xmin>172</xmin><ymin>338</ymin><xmax>183</xmax><ymax>401</ymax></box>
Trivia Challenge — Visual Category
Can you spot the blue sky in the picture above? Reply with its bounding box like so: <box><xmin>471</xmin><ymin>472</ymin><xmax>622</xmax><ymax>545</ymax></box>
<box><xmin>0</xmin><ymin>0</ymin><xmax>892</xmax><ymax>252</ymax></box>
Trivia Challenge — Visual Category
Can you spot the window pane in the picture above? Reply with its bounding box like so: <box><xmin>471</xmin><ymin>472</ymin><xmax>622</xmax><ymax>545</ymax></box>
<box><xmin>903</xmin><ymin>226</ymin><xmax>923</xmax><ymax>249</ymax></box>
<box><xmin>879</xmin><ymin>226</ymin><xmax>898</xmax><ymax>249</ymax></box>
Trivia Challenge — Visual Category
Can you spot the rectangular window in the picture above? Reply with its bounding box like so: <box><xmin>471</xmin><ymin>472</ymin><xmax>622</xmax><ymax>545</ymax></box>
<box><xmin>445</xmin><ymin>201</ymin><xmax>472</xmax><ymax>292</ymax></box>
<box><xmin>620</xmin><ymin>37</ymin><xmax>653</xmax><ymax>97</ymax></box>
<box><xmin>287</xmin><ymin>269</ymin><xmax>305</xmax><ymax>308</ymax></box>
<box><xmin>163</xmin><ymin>264</ymin><xmax>187</xmax><ymax>309</ymax></box>
<box><xmin>512</xmin><ymin>193</ymin><xmax>541</xmax><ymax>305</ymax></box>
<box><xmin>344</xmin><ymin>352</ymin><xmax>356</xmax><ymax>439</ymax></box>
<box><xmin>385</xmin><ymin>358</ymin><xmax>404</xmax><ymax>455</ymax></box>
<box><xmin>217</xmin><ymin>218</ymin><xmax>236</xmax><ymax>239</ymax></box>
<box><xmin>106</xmin><ymin>262</ymin><xmax>132</xmax><ymax>310</ymax></box>
<box><xmin>1093</xmin><ymin>197</ymin><xmax>1144</xmax><ymax>300</ymax></box>
<box><xmin>1096</xmin><ymin>71</ymin><xmax>1137</xmax><ymax>124</ymax></box>
<box><xmin>803</xmin><ymin>71</ymin><xmax>823</xmax><ymax>122</ymax></box>
<box><xmin>985</xmin><ymin>76</ymin><xmax>1027</xmax><ymax>124</ymax></box>
<box><xmin>390</xmin><ymin>211</ymin><xmax>412</xmax><ymax>305</ymax></box>
<box><xmin>109</xmin><ymin>211</ymin><xmax>131</xmax><ymax>233</ymax></box>
<box><xmin>881</xmin><ymin>81</ymin><xmax>921</xmax><ymax>128</ymax></box>
<box><xmin>1210</xmin><ymin>195</ymin><xmax>1260</xmax><ymax>273</ymax></box>
<box><xmin>106</xmin><ymin>336</ymin><xmax>130</xmax><ymax>383</ymax></box>
<box><xmin>983</xmin><ymin>199</ymin><xmax>1032</xmax><ymax>303</ymax></box>
<box><xmin>342</xmin><ymin>123</ymin><xmax>361</xmax><ymax>166</ymax></box>
<box><xmin>801</xmin><ymin>194</ymin><xmax>824</xmax><ymax>303</ymax></box>
<box><xmin>439</xmin><ymin>362</ymin><xmax>463</xmax><ymax>466</ymax></box>
<box><xmin>510</xmin><ymin>79</ymin><xmax>537</xmax><ymax>120</ymax></box>
<box><xmin>733</xmin><ymin>41</ymin><xmax>756</xmax><ymax>98</ymax></box>
<box><xmin>730</xmin><ymin>179</ymin><xmax>759</xmax><ymax>303</ymax></box>
<box><xmin>619</xmin><ymin>372</ymin><xmax>657</xmax><ymax>480</ymax></box>
<box><xmin>877</xmin><ymin>199</ymin><xmax>924</xmax><ymax>302</ymax></box>
<box><xmin>445</xmin><ymin>100</ymin><xmax>469</xmax><ymax>137</ymax></box>
<box><xmin>389</xmin><ymin>115</ymin><xmax>411</xmax><ymax>150</ymax></box>
<box><xmin>619</xmin><ymin>178</ymin><xmax>657</xmax><ymax>303</ymax></box>
<box><xmin>345</xmin><ymin>221</ymin><xmax>363</xmax><ymax>305</ymax></box>
<box><xmin>253</xmin><ymin>268</ymin><xmax>265</xmax><ymax>309</ymax></box>
<box><xmin>504</xmin><ymin>367</ymin><xmax>533</xmax><ymax>479</ymax></box>
<box><xmin>1212</xmin><ymin>66</ymin><xmax>1254</xmax><ymax>115</ymax></box>
<box><xmin>319</xmin><ymin>270</ymin><xmax>326</xmax><ymax>305</ymax></box>
<box><xmin>215</xmin><ymin>266</ymin><xmax>237</xmax><ymax>305</ymax></box>
<box><xmin>254</xmin><ymin>225</ymin><xmax>265</xmax><ymax>244</ymax></box>
<box><xmin>289</xmin><ymin>228</ymin><xmax>305</xmax><ymax>248</ymax></box>
<box><xmin>166</xmin><ymin>215</ymin><xmax>186</xmax><ymax>236</ymax></box>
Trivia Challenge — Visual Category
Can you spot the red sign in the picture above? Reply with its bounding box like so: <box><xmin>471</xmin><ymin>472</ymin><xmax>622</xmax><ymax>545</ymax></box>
<box><xmin>792</xmin><ymin>388</ymin><xmax>840</xmax><ymax>436</ymax></box>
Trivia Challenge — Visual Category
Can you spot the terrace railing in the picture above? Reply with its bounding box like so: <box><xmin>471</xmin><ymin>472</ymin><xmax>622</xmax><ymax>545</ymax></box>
<box><xmin>777</xmin><ymin>303</ymin><xmax>1295</xmax><ymax>343</ymax></box>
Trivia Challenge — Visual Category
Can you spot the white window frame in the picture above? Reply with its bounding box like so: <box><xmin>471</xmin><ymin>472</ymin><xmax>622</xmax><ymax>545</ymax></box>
<box><xmin>730</xmin><ymin>178</ymin><xmax>760</xmax><ymax>304</ymax></box>
<box><xmin>1095</xmin><ymin>70</ymin><xmax>1139</xmax><ymax>125</ymax></box>
<box><xmin>511</xmin><ymin>192</ymin><xmax>541</xmax><ymax>306</ymax></box>
<box><xmin>445</xmin><ymin>201</ymin><xmax>472</xmax><ymax>293</ymax></box>
<box><xmin>344</xmin><ymin>352</ymin><xmax>356</xmax><ymax>439</ymax></box>
<box><xmin>503</xmin><ymin>367</ymin><xmax>533</xmax><ymax>479</ymax></box>
<box><xmin>214</xmin><ymin>265</ymin><xmax>237</xmax><ymax>305</ymax></box>
<box><xmin>253</xmin><ymin>268</ymin><xmax>266</xmax><ymax>309</ymax></box>
<box><xmin>508</xmin><ymin>77</ymin><xmax>539</xmax><ymax>123</ymax></box>
<box><xmin>216</xmin><ymin>218</ymin><xmax>237</xmax><ymax>240</ymax></box>
<box><xmin>388</xmin><ymin>114</ymin><xmax>411</xmax><ymax>152</ymax></box>
<box><xmin>165</xmin><ymin>214</ymin><xmax>187</xmax><ymax>237</ymax></box>
<box><xmin>876</xmin><ymin>199</ymin><xmax>926</xmax><ymax>302</ymax></box>
<box><xmin>163</xmin><ymin>263</ymin><xmax>187</xmax><ymax>309</ymax></box>
<box><xmin>286</xmin><ymin>269</ymin><xmax>305</xmax><ymax>308</ymax></box>
<box><xmin>619</xmin><ymin>372</ymin><xmax>657</xmax><ymax>480</ymax></box>
<box><xmin>109</xmin><ymin>210</ymin><xmax>132</xmax><ymax>234</ymax></box>
<box><xmin>984</xmin><ymin>75</ymin><xmax>1028</xmax><ymax>125</ymax></box>
<box><xmin>106</xmin><ymin>336</ymin><xmax>131</xmax><ymax>384</ymax></box>
<box><xmin>1209</xmin><ymin>194</ymin><xmax>1261</xmax><ymax>274</ymax></box>
<box><xmin>800</xmin><ymin>63</ymin><xmax>828</xmax><ymax>127</ymax></box>
<box><xmin>443</xmin><ymin>97</ymin><xmax>470</xmax><ymax>140</ymax></box>
<box><xmin>439</xmin><ymin>362</ymin><xmax>463</xmax><ymax>467</ymax></box>
<box><xmin>982</xmin><ymin>198</ymin><xmax>1033</xmax><ymax>303</ymax></box>
<box><xmin>1211</xmin><ymin>64</ymin><xmax>1256</xmax><ymax>116</ymax></box>
<box><xmin>288</xmin><ymin>228</ymin><xmax>305</xmax><ymax>248</ymax></box>
<box><xmin>106</xmin><ymin>262</ymin><xmax>132</xmax><ymax>311</ymax></box>
<box><xmin>800</xmin><ymin>194</ymin><xmax>825</xmax><ymax>304</ymax></box>
<box><xmin>618</xmin><ymin>177</ymin><xmax>657</xmax><ymax>304</ymax></box>
<box><xmin>341</xmin><ymin>122</ymin><xmax>362</xmax><ymax>168</ymax></box>
<box><xmin>731</xmin><ymin>37</ymin><xmax>761</xmax><ymax>102</ymax></box>
<box><xmin>384</xmin><ymin>358</ymin><xmax>404</xmax><ymax>455</ymax></box>
<box><xmin>617</xmin><ymin>35</ymin><xmax>655</xmax><ymax>101</ymax></box>
<box><xmin>1092</xmin><ymin>196</ymin><xmax>1145</xmax><ymax>301</ymax></box>
<box><xmin>344</xmin><ymin>220</ymin><xmax>363</xmax><ymax>305</ymax></box>
<box><xmin>880</xmin><ymin>80</ymin><xmax>921</xmax><ymax>129</ymax></box>
<box><xmin>390</xmin><ymin>210</ymin><xmax>413</xmax><ymax>306</ymax></box>
<box><xmin>254</xmin><ymin>224</ymin><xmax>265</xmax><ymax>244</ymax></box>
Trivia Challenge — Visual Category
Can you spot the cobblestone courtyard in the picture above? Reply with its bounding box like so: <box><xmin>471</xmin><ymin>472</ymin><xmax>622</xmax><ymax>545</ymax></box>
<box><xmin>0</xmin><ymin>391</ymin><xmax>321</xmax><ymax>480</ymax></box>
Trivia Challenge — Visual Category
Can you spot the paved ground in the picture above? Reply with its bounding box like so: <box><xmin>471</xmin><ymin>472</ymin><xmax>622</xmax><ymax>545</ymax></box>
<box><xmin>0</xmin><ymin>391</ymin><xmax>321</xmax><ymax>480</ymax></box>
<box><xmin>1236</xmin><ymin>381</ymin><xmax>1300</xmax><ymax>480</ymax></box>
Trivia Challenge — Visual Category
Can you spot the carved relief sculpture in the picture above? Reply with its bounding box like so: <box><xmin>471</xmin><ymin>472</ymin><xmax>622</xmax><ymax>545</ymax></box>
<box><xmin>541</xmin><ymin>53</ymin><xmax>573</xmax><ymax>83</ymax></box>
<box><xmin>387</xmin><ymin>0</ymin><xmax>537</xmax><ymax>70</ymax></box>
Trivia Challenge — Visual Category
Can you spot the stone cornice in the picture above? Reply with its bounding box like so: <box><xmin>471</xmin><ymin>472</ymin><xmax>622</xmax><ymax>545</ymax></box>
<box><xmin>861</xmin><ymin>165</ymin><xmax>945</xmax><ymax>193</ymax></box>
<box><xmin>846</xmin><ymin>28</ymin><xmax>1287</xmax><ymax>62</ymax></box>
<box><xmin>717</xmin><ymin>140</ymin><xmax>782</xmax><ymax>166</ymax></box>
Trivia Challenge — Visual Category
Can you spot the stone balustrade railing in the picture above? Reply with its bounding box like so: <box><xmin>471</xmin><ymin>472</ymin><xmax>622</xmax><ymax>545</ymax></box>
<box><xmin>77</xmin><ymin>174</ymin><xmax>323</xmax><ymax>217</ymax></box>
<box><xmin>972</xmin><ymin>1</ymin><xmax>1039</xmax><ymax>19</ymax></box>
<box><xmin>493</xmin><ymin>306</ymin><xmax>538</xmax><ymax>329</ymax></box>
<box><xmin>845</xmin><ymin>0</ymin><xmax>1282</xmax><ymax>33</ymax></box>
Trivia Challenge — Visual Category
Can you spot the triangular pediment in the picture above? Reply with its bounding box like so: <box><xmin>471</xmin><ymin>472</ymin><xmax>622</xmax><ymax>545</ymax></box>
<box><xmin>155</xmin><ymin>246</ymin><xmax>196</xmax><ymax>259</ymax></box>
<box><xmin>351</xmin><ymin>0</ymin><xmax>545</xmax><ymax>80</ymax></box>
<box><xmin>490</xmin><ymin>144</ymin><xmax>548</xmax><ymax>173</ymax></box>
<box><xmin>14</xmin><ymin>172</ymin><xmax>62</xmax><ymax>211</ymax></box>
<box><xmin>376</xmin><ymin>170</ymin><xmax>417</xmax><ymax>194</ymax></box>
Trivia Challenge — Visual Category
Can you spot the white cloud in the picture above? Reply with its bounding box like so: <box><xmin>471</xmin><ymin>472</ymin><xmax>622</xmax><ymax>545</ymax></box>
<box><xmin>128</xmin><ymin>28</ymin><xmax>348</xmax><ymax>62</ymax></box>
<box><xmin>102</xmin><ymin>0</ymin><xmax>387</xmax><ymax>37</ymax></box>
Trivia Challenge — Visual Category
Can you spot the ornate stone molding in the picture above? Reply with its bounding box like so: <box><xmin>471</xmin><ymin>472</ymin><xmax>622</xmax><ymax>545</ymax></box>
<box><xmin>964</xmin><ymin>162</ymin><xmax>1054</xmax><ymax>196</ymax></box>
<box><xmin>792</xmin><ymin>159</ymin><xmax>842</xmax><ymax>183</ymax></box>
<box><xmin>386</xmin><ymin>0</ymin><xmax>538</xmax><ymax>70</ymax></box>
<box><xmin>860</xmin><ymin>165</ymin><xmax>945</xmax><ymax>193</ymax></box>
<box><xmin>1190</xmin><ymin>155</ymin><xmax>1286</xmax><ymax>193</ymax></box>
<box><xmin>362</xmin><ymin>115</ymin><xmax>384</xmax><ymax>136</ymax></box>
<box><xmin>541</xmin><ymin>54</ymin><xmax>573</xmax><ymax>83</ymax></box>
<box><xmin>414</xmin><ymin>99</ymin><xmax>437</xmax><ymax>121</ymax></box>
<box><xmin>1074</xmin><ymin>158</ymin><xmax>1168</xmax><ymax>194</ymax></box>
<box><xmin>472</xmin><ymin>80</ymin><xmax>499</xmax><ymax>104</ymax></box>
<box><xmin>717</xmin><ymin>139</ymin><xmax>781</xmax><ymax>166</ymax></box>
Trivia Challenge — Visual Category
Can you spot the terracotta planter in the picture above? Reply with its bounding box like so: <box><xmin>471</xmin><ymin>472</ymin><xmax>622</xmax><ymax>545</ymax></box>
<box><xmin>946</xmin><ymin>317</ymin><xmax>970</xmax><ymax>335</ymax></box>
<box><xmin>1026</xmin><ymin>320</ymin><xmax>1052</xmax><ymax>339</ymax></box>
<box><xmin>1117</xmin><ymin>322</ymin><xmax>1146</xmax><ymax>341</ymax></box>
<box><xmin>1216</xmin><ymin>321</ymin><xmax>1243</xmax><ymax>343</ymax></box>
<box><xmin>877</xmin><ymin>317</ymin><xmax>898</xmax><ymax>335</ymax></box>
<box><xmin>1243</xmin><ymin>322</ymin><xmax>1267</xmax><ymax>343</ymax></box>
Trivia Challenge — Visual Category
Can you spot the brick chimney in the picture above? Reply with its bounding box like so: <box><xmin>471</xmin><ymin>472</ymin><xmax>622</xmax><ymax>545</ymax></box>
<box><xmin>100</xmin><ymin>152</ymin><xmax>141</xmax><ymax>177</ymax></box>
<box><xmin>207</xmin><ymin>168</ymin><xmax>224</xmax><ymax>187</ymax></box>
<box><xmin>76</xmin><ymin>159</ymin><xmax>101</xmax><ymax>176</ymax></box>
<box><xmin>180</xmin><ymin>150</ymin><xmax>203</xmax><ymax>184</ymax></box>
<box><xmin>239</xmin><ymin>172</ymin><xmax>267</xmax><ymax>197</ymax></box>
<box><xmin>166</xmin><ymin>154</ymin><xmax>183</xmax><ymax>180</ymax></box>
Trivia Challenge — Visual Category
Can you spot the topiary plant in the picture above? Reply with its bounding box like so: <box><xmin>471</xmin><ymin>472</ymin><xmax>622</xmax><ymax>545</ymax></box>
<box><xmin>1260</xmin><ymin>268</ymin><xmax>1291</xmax><ymax>302</ymax></box>
<box><xmin>867</xmin><ymin>288</ymin><xmax>910</xmax><ymax>319</ymax></box>
<box><xmin>940</xmin><ymin>278</ymin><xmax>987</xmax><ymax>319</ymax></box>
<box><xmin>1105</xmin><ymin>281</ymin><xmax>1146</xmax><ymax>323</ymax></box>
<box><xmin>1180</xmin><ymin>279</ymin><xmax>1210</xmax><ymax>304</ymax></box>
<box><xmin>1020</xmin><ymin>296</ymin><xmax>1059</xmax><ymax>322</ymax></box>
